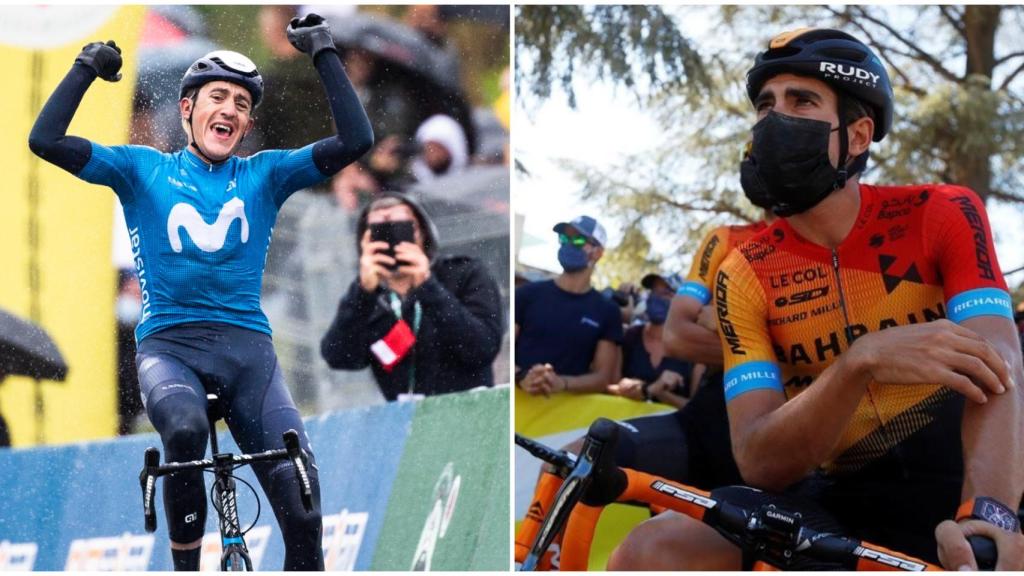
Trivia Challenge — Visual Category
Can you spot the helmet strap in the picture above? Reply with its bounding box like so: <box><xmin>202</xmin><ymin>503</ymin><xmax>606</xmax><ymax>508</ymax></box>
<box><xmin>834</xmin><ymin>92</ymin><xmax>849</xmax><ymax>190</ymax></box>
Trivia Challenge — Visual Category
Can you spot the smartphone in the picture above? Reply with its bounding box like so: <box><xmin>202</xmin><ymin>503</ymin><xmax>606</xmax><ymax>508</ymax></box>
<box><xmin>370</xmin><ymin>220</ymin><xmax>416</xmax><ymax>270</ymax></box>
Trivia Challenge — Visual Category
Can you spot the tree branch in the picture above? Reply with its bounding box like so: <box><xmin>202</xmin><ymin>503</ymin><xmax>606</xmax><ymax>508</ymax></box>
<box><xmin>994</xmin><ymin>50</ymin><xmax>1024</xmax><ymax>67</ymax></box>
<box><xmin>938</xmin><ymin>5</ymin><xmax>966</xmax><ymax>39</ymax></box>
<box><xmin>998</xmin><ymin>58</ymin><xmax>1024</xmax><ymax>92</ymax></box>
<box><xmin>847</xmin><ymin>6</ymin><xmax>961</xmax><ymax>83</ymax></box>
<box><xmin>988</xmin><ymin>188</ymin><xmax>1024</xmax><ymax>204</ymax></box>
<box><xmin>650</xmin><ymin>191</ymin><xmax>754</xmax><ymax>222</ymax></box>
<box><xmin>823</xmin><ymin>7</ymin><xmax>927</xmax><ymax>93</ymax></box>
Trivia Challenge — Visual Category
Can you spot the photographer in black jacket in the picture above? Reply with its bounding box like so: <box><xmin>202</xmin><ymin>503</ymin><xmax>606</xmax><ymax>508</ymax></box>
<box><xmin>321</xmin><ymin>193</ymin><xmax>504</xmax><ymax>400</ymax></box>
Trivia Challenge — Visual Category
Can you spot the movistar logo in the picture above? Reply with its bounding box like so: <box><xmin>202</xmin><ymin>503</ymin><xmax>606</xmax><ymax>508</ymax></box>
<box><xmin>167</xmin><ymin>197</ymin><xmax>249</xmax><ymax>253</ymax></box>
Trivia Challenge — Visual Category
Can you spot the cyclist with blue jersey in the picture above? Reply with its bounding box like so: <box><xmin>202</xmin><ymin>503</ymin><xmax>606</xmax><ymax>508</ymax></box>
<box><xmin>28</xmin><ymin>14</ymin><xmax>372</xmax><ymax>571</ymax></box>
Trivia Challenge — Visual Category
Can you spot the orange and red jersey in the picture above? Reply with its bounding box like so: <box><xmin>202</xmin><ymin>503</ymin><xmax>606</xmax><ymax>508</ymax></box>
<box><xmin>676</xmin><ymin>221</ymin><xmax>768</xmax><ymax>305</ymax></box>
<box><xmin>715</xmin><ymin>183</ymin><xmax>1013</xmax><ymax>474</ymax></box>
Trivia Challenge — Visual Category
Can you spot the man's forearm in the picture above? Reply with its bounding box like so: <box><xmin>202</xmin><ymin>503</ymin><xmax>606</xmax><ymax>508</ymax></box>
<box><xmin>310</xmin><ymin>49</ymin><xmax>373</xmax><ymax>175</ymax></box>
<box><xmin>731</xmin><ymin>353</ymin><xmax>870</xmax><ymax>490</ymax></box>
<box><xmin>562</xmin><ymin>371</ymin><xmax>614</xmax><ymax>394</ymax></box>
<box><xmin>961</xmin><ymin>342</ymin><xmax>1024</xmax><ymax>508</ymax></box>
<box><xmin>665</xmin><ymin>320</ymin><xmax>725</xmax><ymax>365</ymax></box>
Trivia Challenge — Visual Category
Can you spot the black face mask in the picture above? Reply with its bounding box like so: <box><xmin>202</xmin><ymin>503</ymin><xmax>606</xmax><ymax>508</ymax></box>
<box><xmin>740</xmin><ymin>110</ymin><xmax>854</xmax><ymax>217</ymax></box>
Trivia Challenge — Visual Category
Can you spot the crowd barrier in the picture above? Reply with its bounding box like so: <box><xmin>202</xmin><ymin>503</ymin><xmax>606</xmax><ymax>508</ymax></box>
<box><xmin>0</xmin><ymin>387</ymin><xmax>509</xmax><ymax>571</ymax></box>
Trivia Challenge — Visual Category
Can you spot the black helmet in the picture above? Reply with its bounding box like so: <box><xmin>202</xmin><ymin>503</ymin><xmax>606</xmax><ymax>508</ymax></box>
<box><xmin>746</xmin><ymin>28</ymin><xmax>893</xmax><ymax>141</ymax></box>
<box><xmin>179</xmin><ymin>50</ymin><xmax>264</xmax><ymax>108</ymax></box>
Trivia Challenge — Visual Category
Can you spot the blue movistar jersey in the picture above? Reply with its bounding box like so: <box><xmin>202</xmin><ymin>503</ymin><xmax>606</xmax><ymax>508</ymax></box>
<box><xmin>79</xmin><ymin>143</ymin><xmax>325</xmax><ymax>342</ymax></box>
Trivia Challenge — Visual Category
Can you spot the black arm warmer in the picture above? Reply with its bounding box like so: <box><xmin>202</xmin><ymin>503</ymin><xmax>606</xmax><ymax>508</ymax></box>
<box><xmin>309</xmin><ymin>50</ymin><xmax>374</xmax><ymax>176</ymax></box>
<box><xmin>27</xmin><ymin>63</ymin><xmax>98</xmax><ymax>174</ymax></box>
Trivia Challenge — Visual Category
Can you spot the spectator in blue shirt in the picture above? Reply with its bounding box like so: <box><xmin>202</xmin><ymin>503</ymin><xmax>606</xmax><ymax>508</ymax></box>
<box><xmin>515</xmin><ymin>215</ymin><xmax>622</xmax><ymax>396</ymax></box>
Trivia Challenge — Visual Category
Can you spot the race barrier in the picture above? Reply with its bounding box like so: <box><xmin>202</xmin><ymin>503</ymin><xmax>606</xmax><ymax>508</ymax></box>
<box><xmin>514</xmin><ymin>388</ymin><xmax>672</xmax><ymax>570</ymax></box>
<box><xmin>0</xmin><ymin>387</ymin><xmax>508</xmax><ymax>571</ymax></box>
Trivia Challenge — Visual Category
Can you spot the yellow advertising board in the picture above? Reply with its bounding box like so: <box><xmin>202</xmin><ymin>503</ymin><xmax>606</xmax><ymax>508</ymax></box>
<box><xmin>0</xmin><ymin>6</ymin><xmax>144</xmax><ymax>445</ymax></box>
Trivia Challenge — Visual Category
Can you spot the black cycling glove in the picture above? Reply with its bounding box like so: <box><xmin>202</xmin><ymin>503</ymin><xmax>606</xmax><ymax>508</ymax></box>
<box><xmin>286</xmin><ymin>13</ymin><xmax>337</xmax><ymax>59</ymax></box>
<box><xmin>75</xmin><ymin>40</ymin><xmax>122</xmax><ymax>82</ymax></box>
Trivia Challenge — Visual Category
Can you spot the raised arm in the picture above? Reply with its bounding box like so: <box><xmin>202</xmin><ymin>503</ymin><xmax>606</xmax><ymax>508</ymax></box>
<box><xmin>28</xmin><ymin>41</ymin><xmax>123</xmax><ymax>174</ymax></box>
<box><xmin>287</xmin><ymin>14</ymin><xmax>374</xmax><ymax>176</ymax></box>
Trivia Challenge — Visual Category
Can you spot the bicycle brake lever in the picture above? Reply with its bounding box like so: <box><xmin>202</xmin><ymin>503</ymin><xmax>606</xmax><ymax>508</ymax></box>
<box><xmin>141</xmin><ymin>447</ymin><xmax>160</xmax><ymax>533</ymax></box>
<box><xmin>283</xmin><ymin>430</ymin><xmax>314</xmax><ymax>513</ymax></box>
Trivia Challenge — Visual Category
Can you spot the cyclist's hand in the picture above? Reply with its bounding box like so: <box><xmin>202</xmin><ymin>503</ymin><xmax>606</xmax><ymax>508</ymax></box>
<box><xmin>696</xmin><ymin>304</ymin><xmax>718</xmax><ymax>332</ymax></box>
<box><xmin>394</xmin><ymin>242</ymin><xmax>430</xmax><ymax>288</ymax></box>
<box><xmin>936</xmin><ymin>518</ymin><xmax>1024</xmax><ymax>570</ymax></box>
<box><xmin>76</xmin><ymin>40</ymin><xmax>122</xmax><ymax>82</ymax></box>
<box><xmin>607</xmin><ymin>378</ymin><xmax>645</xmax><ymax>401</ymax></box>
<box><xmin>286</xmin><ymin>12</ymin><xmax>336</xmax><ymax>58</ymax></box>
<box><xmin>358</xmin><ymin>230</ymin><xmax>393</xmax><ymax>292</ymax></box>
<box><xmin>846</xmin><ymin>319</ymin><xmax>1011</xmax><ymax>404</ymax></box>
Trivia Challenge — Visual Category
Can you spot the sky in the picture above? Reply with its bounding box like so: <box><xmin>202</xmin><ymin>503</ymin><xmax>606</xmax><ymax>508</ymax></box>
<box><xmin>512</xmin><ymin>7</ymin><xmax>1024</xmax><ymax>292</ymax></box>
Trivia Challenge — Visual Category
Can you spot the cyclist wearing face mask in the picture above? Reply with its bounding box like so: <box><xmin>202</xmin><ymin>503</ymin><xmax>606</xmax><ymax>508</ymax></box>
<box><xmin>515</xmin><ymin>215</ymin><xmax>623</xmax><ymax>397</ymax></box>
<box><xmin>609</xmin><ymin>28</ymin><xmax>1024</xmax><ymax>571</ymax></box>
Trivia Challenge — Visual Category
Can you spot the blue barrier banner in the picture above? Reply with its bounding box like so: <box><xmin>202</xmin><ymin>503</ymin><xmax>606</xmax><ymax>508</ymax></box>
<box><xmin>0</xmin><ymin>401</ymin><xmax>417</xmax><ymax>571</ymax></box>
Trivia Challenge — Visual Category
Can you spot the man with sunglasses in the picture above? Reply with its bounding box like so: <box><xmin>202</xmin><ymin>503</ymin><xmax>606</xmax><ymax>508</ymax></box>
<box><xmin>515</xmin><ymin>215</ymin><xmax>622</xmax><ymax>397</ymax></box>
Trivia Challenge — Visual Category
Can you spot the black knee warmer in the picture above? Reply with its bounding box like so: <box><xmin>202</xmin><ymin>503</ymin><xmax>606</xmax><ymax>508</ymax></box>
<box><xmin>153</xmin><ymin>399</ymin><xmax>211</xmax><ymax>546</ymax></box>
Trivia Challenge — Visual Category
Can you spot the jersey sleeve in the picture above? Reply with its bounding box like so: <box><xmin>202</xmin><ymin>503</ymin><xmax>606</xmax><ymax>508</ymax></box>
<box><xmin>715</xmin><ymin>251</ymin><xmax>783</xmax><ymax>402</ymax></box>
<box><xmin>77</xmin><ymin>143</ymin><xmax>153</xmax><ymax>203</ymax></box>
<box><xmin>259</xmin><ymin>145</ymin><xmax>329</xmax><ymax>207</ymax></box>
<box><xmin>678</xmin><ymin>226</ymin><xmax>731</xmax><ymax>306</ymax></box>
<box><xmin>924</xmin><ymin>186</ymin><xmax>1013</xmax><ymax>324</ymax></box>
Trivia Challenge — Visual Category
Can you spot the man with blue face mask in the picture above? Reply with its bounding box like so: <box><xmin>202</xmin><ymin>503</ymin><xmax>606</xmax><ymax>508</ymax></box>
<box><xmin>607</xmin><ymin>272</ymin><xmax>693</xmax><ymax>408</ymax></box>
<box><xmin>515</xmin><ymin>215</ymin><xmax>623</xmax><ymax>397</ymax></box>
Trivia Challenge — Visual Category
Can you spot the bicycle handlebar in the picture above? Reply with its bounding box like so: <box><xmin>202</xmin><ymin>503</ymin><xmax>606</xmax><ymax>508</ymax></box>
<box><xmin>139</xmin><ymin>430</ymin><xmax>315</xmax><ymax>533</ymax></box>
<box><xmin>520</xmin><ymin>417</ymin><xmax>999</xmax><ymax>571</ymax></box>
<box><xmin>515</xmin><ymin>433</ymin><xmax>577</xmax><ymax>475</ymax></box>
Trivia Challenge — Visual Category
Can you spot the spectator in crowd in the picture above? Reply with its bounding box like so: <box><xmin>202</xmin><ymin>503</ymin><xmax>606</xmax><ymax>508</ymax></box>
<box><xmin>516</xmin><ymin>215</ymin><xmax>622</xmax><ymax>396</ymax></box>
<box><xmin>410</xmin><ymin>113</ymin><xmax>469</xmax><ymax>183</ymax></box>
<box><xmin>604</xmin><ymin>282</ymin><xmax>639</xmax><ymax>326</ymax></box>
<box><xmin>115</xmin><ymin>269</ymin><xmax>144</xmax><ymax>435</ymax></box>
<box><xmin>257</xmin><ymin>5</ymin><xmax>334</xmax><ymax>151</ymax></box>
<box><xmin>320</xmin><ymin>193</ymin><xmax>504</xmax><ymax>400</ymax></box>
<box><xmin>403</xmin><ymin>4</ymin><xmax>460</xmax><ymax>82</ymax></box>
<box><xmin>607</xmin><ymin>272</ymin><xmax>693</xmax><ymax>408</ymax></box>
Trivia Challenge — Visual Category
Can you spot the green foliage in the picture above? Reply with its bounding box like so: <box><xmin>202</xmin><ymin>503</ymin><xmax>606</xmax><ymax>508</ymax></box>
<box><xmin>518</xmin><ymin>5</ymin><xmax>1024</xmax><ymax>281</ymax></box>
<box><xmin>515</xmin><ymin>5</ymin><xmax>709</xmax><ymax>109</ymax></box>
<box><xmin>593</xmin><ymin>226</ymin><xmax>660</xmax><ymax>289</ymax></box>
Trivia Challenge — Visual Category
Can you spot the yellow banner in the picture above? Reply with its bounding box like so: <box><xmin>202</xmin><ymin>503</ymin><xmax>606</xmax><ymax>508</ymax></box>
<box><xmin>0</xmin><ymin>6</ymin><xmax>144</xmax><ymax>445</ymax></box>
